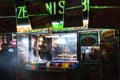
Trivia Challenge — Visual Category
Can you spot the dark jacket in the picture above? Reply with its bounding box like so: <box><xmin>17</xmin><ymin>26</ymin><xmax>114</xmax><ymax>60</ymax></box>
<box><xmin>0</xmin><ymin>48</ymin><xmax>16</xmax><ymax>80</ymax></box>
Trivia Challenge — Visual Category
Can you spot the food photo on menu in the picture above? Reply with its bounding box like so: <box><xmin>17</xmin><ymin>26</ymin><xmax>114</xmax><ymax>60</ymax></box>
<box><xmin>79</xmin><ymin>30</ymin><xmax>99</xmax><ymax>46</ymax></box>
<box><xmin>101</xmin><ymin>29</ymin><xmax>115</xmax><ymax>40</ymax></box>
<box><xmin>100</xmin><ymin>29</ymin><xmax>118</xmax><ymax>61</ymax></box>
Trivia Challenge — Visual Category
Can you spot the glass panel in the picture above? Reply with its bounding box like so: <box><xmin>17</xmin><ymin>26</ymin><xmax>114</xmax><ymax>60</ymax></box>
<box><xmin>17</xmin><ymin>33</ymin><xmax>29</xmax><ymax>71</ymax></box>
<box><xmin>23</xmin><ymin>32</ymin><xmax>78</xmax><ymax>71</ymax></box>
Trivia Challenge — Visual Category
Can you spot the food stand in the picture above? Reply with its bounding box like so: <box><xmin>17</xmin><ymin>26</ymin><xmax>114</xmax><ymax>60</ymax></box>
<box><xmin>16</xmin><ymin>31</ymin><xmax>79</xmax><ymax>80</ymax></box>
<box><xmin>16</xmin><ymin>28</ymin><xmax>119</xmax><ymax>80</ymax></box>
<box><xmin>16</xmin><ymin>0</ymin><xmax>119</xmax><ymax>79</ymax></box>
<box><xmin>0</xmin><ymin>0</ymin><xmax>119</xmax><ymax>80</ymax></box>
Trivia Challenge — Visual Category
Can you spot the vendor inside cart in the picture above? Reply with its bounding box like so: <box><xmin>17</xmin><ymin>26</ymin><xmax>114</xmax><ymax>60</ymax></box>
<box><xmin>33</xmin><ymin>35</ymin><xmax>51</xmax><ymax>62</ymax></box>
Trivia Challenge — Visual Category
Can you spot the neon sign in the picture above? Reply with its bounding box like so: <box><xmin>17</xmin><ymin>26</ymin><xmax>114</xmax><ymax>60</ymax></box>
<box><xmin>45</xmin><ymin>1</ymin><xmax>64</xmax><ymax>15</ymax></box>
<box><xmin>82</xmin><ymin>0</ymin><xmax>89</xmax><ymax>11</ymax></box>
<box><xmin>17</xmin><ymin>0</ymin><xmax>89</xmax><ymax>19</ymax></box>
<box><xmin>17</xmin><ymin>6</ymin><xmax>28</xmax><ymax>19</ymax></box>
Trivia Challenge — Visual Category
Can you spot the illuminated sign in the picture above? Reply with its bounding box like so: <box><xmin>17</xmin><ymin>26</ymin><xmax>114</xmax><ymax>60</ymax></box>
<box><xmin>45</xmin><ymin>1</ymin><xmax>64</xmax><ymax>15</ymax></box>
<box><xmin>82</xmin><ymin>0</ymin><xmax>89</xmax><ymax>11</ymax></box>
<box><xmin>17</xmin><ymin>6</ymin><xmax>28</xmax><ymax>19</ymax></box>
<box><xmin>17</xmin><ymin>0</ymin><xmax>89</xmax><ymax>19</ymax></box>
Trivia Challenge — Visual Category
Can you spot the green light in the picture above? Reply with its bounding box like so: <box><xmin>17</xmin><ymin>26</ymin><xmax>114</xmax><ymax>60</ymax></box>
<box><xmin>18</xmin><ymin>0</ymin><xmax>89</xmax><ymax>19</ymax></box>
<box><xmin>17</xmin><ymin>7</ymin><xmax>22</xmax><ymax>18</ymax></box>
<box><xmin>52</xmin><ymin>22</ymin><xmax>63</xmax><ymax>30</ymax></box>
<box><xmin>65</xmin><ymin>6</ymin><xmax>82</xmax><ymax>10</ymax></box>
<box><xmin>17</xmin><ymin>6</ymin><xmax>28</xmax><ymax>19</ymax></box>
<box><xmin>28</xmin><ymin>14</ymin><xmax>48</xmax><ymax>17</ymax></box>
<box><xmin>87</xmin><ymin>0</ymin><xmax>90</xmax><ymax>11</ymax></box>
<box><xmin>45</xmin><ymin>1</ymin><xmax>64</xmax><ymax>15</ymax></box>
<box><xmin>82</xmin><ymin>0</ymin><xmax>87</xmax><ymax>11</ymax></box>
<box><xmin>53</xmin><ymin>1</ymin><xmax>56</xmax><ymax>15</ymax></box>
<box><xmin>52</xmin><ymin>22</ymin><xmax>71</xmax><ymax>31</ymax></box>
<box><xmin>23</xmin><ymin>6</ymin><xmax>28</xmax><ymax>18</ymax></box>
<box><xmin>45</xmin><ymin>2</ymin><xmax>52</xmax><ymax>15</ymax></box>
<box><xmin>90</xmin><ymin>6</ymin><xmax>120</xmax><ymax>9</ymax></box>
<box><xmin>82</xmin><ymin>0</ymin><xmax>90</xmax><ymax>11</ymax></box>
<box><xmin>58</xmin><ymin>0</ymin><xmax>64</xmax><ymax>14</ymax></box>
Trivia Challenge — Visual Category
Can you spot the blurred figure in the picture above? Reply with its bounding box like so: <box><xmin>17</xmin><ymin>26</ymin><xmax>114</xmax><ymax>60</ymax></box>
<box><xmin>0</xmin><ymin>43</ymin><xmax>9</xmax><ymax>52</ymax></box>
<box><xmin>0</xmin><ymin>43</ymin><xmax>16</xmax><ymax>80</ymax></box>
<box><xmin>33</xmin><ymin>35</ymin><xmax>51</xmax><ymax>62</ymax></box>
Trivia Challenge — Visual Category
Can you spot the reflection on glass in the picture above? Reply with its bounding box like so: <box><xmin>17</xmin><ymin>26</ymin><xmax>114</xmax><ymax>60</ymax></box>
<box><xmin>51</xmin><ymin>33</ymin><xmax>77</xmax><ymax>60</ymax></box>
<box><xmin>17</xmin><ymin>33</ymin><xmax>78</xmax><ymax>71</ymax></box>
<box><xmin>30</xmin><ymin>33</ymin><xmax>77</xmax><ymax>63</ymax></box>
<box><xmin>81</xmin><ymin>46</ymin><xmax>100</xmax><ymax>60</ymax></box>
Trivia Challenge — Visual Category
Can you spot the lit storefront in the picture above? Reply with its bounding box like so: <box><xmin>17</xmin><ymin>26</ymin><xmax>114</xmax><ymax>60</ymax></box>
<box><xmin>0</xmin><ymin>0</ymin><xmax>119</xmax><ymax>80</ymax></box>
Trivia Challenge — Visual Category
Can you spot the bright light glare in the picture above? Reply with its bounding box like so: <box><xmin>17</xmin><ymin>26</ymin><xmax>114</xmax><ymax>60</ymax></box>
<box><xmin>56</xmin><ymin>38</ymin><xmax>66</xmax><ymax>44</ymax></box>
<box><xmin>22</xmin><ymin>38</ymin><xmax>28</xmax><ymax>45</ymax></box>
<box><xmin>52</xmin><ymin>21</ymin><xmax>63</xmax><ymax>25</ymax></box>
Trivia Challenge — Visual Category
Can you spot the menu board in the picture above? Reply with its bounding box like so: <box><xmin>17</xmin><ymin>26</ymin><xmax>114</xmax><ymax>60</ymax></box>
<box><xmin>88</xmin><ymin>8</ymin><xmax>120</xmax><ymax>29</ymax></box>
<box><xmin>100</xmin><ymin>29</ymin><xmax>115</xmax><ymax>40</ymax></box>
<box><xmin>100</xmin><ymin>29</ymin><xmax>117</xmax><ymax>60</ymax></box>
<box><xmin>79</xmin><ymin>30</ymin><xmax>99</xmax><ymax>46</ymax></box>
<box><xmin>90</xmin><ymin>0</ymin><xmax>120</xmax><ymax>6</ymax></box>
